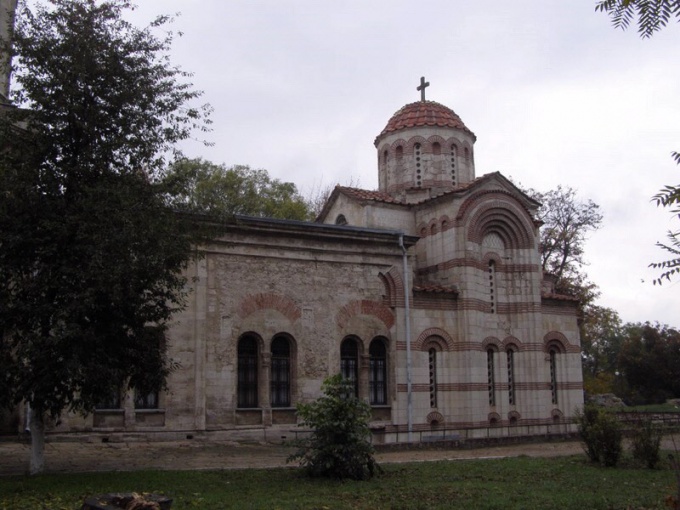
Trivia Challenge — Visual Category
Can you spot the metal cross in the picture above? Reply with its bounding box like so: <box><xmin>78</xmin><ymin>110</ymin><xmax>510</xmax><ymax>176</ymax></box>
<box><xmin>417</xmin><ymin>76</ymin><xmax>430</xmax><ymax>101</ymax></box>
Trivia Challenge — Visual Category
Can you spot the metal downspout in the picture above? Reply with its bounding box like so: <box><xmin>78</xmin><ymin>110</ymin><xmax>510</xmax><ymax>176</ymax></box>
<box><xmin>399</xmin><ymin>234</ymin><xmax>413</xmax><ymax>442</ymax></box>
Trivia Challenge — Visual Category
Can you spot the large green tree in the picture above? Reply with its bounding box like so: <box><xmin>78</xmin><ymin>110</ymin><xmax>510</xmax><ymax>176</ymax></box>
<box><xmin>163</xmin><ymin>158</ymin><xmax>312</xmax><ymax>221</ymax></box>
<box><xmin>596</xmin><ymin>0</ymin><xmax>680</xmax><ymax>284</ymax></box>
<box><xmin>0</xmin><ymin>0</ymin><xmax>209</xmax><ymax>473</ymax></box>
<box><xmin>615</xmin><ymin>322</ymin><xmax>680</xmax><ymax>404</ymax></box>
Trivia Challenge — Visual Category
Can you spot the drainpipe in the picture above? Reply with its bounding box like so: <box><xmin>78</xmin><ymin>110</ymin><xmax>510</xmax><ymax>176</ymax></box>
<box><xmin>399</xmin><ymin>234</ymin><xmax>413</xmax><ymax>442</ymax></box>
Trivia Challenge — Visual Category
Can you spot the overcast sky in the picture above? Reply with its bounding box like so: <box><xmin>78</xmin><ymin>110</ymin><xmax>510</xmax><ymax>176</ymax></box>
<box><xmin>118</xmin><ymin>0</ymin><xmax>680</xmax><ymax>327</ymax></box>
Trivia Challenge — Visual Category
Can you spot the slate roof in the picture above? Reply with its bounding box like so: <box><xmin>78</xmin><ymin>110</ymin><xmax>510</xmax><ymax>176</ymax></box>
<box><xmin>375</xmin><ymin>100</ymin><xmax>476</xmax><ymax>144</ymax></box>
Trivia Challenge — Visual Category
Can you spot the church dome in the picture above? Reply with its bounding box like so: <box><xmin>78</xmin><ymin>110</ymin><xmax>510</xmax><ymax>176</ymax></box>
<box><xmin>375</xmin><ymin>100</ymin><xmax>475</xmax><ymax>145</ymax></box>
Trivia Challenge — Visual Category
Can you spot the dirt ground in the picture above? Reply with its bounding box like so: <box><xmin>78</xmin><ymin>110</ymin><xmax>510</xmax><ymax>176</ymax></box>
<box><xmin>0</xmin><ymin>438</ymin><xmax>584</xmax><ymax>476</ymax></box>
<box><xmin>1</xmin><ymin>436</ymin><xmax>677</xmax><ymax>476</ymax></box>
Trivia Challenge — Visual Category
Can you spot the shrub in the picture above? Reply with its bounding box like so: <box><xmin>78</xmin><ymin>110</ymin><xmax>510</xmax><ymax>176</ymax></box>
<box><xmin>575</xmin><ymin>404</ymin><xmax>623</xmax><ymax>467</ymax></box>
<box><xmin>630</xmin><ymin>417</ymin><xmax>662</xmax><ymax>468</ymax></box>
<box><xmin>288</xmin><ymin>374</ymin><xmax>381</xmax><ymax>480</ymax></box>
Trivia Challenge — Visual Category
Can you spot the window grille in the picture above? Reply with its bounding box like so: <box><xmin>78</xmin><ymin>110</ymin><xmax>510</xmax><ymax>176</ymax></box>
<box><xmin>237</xmin><ymin>336</ymin><xmax>258</xmax><ymax>408</ymax></box>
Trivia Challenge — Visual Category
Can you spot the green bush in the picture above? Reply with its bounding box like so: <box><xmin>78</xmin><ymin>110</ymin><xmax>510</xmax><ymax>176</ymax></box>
<box><xmin>575</xmin><ymin>404</ymin><xmax>623</xmax><ymax>467</ymax></box>
<box><xmin>288</xmin><ymin>374</ymin><xmax>381</xmax><ymax>480</ymax></box>
<box><xmin>630</xmin><ymin>418</ymin><xmax>662</xmax><ymax>468</ymax></box>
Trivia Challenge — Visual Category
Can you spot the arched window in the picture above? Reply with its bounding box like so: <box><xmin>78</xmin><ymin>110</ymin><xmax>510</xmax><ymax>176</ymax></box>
<box><xmin>507</xmin><ymin>348</ymin><xmax>516</xmax><ymax>405</ymax></box>
<box><xmin>340</xmin><ymin>338</ymin><xmax>359</xmax><ymax>397</ymax></box>
<box><xmin>369</xmin><ymin>338</ymin><xmax>387</xmax><ymax>405</ymax></box>
<box><xmin>396</xmin><ymin>145</ymin><xmax>403</xmax><ymax>159</ymax></box>
<box><xmin>549</xmin><ymin>347</ymin><xmax>559</xmax><ymax>405</ymax></box>
<box><xmin>428</xmin><ymin>348</ymin><xmax>438</xmax><ymax>408</ymax></box>
<box><xmin>271</xmin><ymin>336</ymin><xmax>290</xmax><ymax>407</ymax></box>
<box><xmin>432</xmin><ymin>141</ymin><xmax>441</xmax><ymax>155</ymax></box>
<box><xmin>487</xmin><ymin>348</ymin><xmax>496</xmax><ymax>406</ymax></box>
<box><xmin>237</xmin><ymin>335</ymin><xmax>259</xmax><ymax>408</ymax></box>
<box><xmin>335</xmin><ymin>214</ymin><xmax>348</xmax><ymax>226</ymax></box>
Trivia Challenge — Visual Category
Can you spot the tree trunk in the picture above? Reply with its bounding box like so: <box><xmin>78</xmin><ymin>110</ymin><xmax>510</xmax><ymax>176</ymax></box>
<box><xmin>29</xmin><ymin>409</ymin><xmax>45</xmax><ymax>475</ymax></box>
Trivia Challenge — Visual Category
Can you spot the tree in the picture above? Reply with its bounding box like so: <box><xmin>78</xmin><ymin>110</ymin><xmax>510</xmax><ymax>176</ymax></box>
<box><xmin>616</xmin><ymin>322</ymin><xmax>680</xmax><ymax>404</ymax></box>
<box><xmin>0</xmin><ymin>0</ymin><xmax>209</xmax><ymax>473</ymax></box>
<box><xmin>529</xmin><ymin>185</ymin><xmax>603</xmax><ymax>292</ymax></box>
<box><xmin>580</xmin><ymin>304</ymin><xmax>623</xmax><ymax>395</ymax></box>
<box><xmin>650</xmin><ymin>177</ymin><xmax>680</xmax><ymax>284</ymax></box>
<box><xmin>288</xmin><ymin>374</ymin><xmax>381</xmax><ymax>480</ymax></box>
<box><xmin>163</xmin><ymin>158</ymin><xmax>312</xmax><ymax>221</ymax></box>
<box><xmin>595</xmin><ymin>0</ymin><xmax>680</xmax><ymax>39</ymax></box>
<box><xmin>596</xmin><ymin>0</ymin><xmax>680</xmax><ymax>283</ymax></box>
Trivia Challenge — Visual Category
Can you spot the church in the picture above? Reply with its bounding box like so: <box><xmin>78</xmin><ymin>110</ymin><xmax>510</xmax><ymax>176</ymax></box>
<box><xmin>0</xmin><ymin>0</ymin><xmax>583</xmax><ymax>440</ymax></box>
<box><xmin>8</xmin><ymin>78</ymin><xmax>582</xmax><ymax>443</ymax></box>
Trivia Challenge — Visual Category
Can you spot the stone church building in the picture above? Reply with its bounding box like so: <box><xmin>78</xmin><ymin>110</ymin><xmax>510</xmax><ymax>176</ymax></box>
<box><xmin>11</xmin><ymin>84</ymin><xmax>583</xmax><ymax>443</ymax></box>
<box><xmin>0</xmin><ymin>0</ymin><xmax>583</xmax><ymax>440</ymax></box>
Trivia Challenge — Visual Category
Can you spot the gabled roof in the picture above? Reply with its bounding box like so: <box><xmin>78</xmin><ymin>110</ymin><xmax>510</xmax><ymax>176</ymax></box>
<box><xmin>316</xmin><ymin>172</ymin><xmax>542</xmax><ymax>224</ymax></box>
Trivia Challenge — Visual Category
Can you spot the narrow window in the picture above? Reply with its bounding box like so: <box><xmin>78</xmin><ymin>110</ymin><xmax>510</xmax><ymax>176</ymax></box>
<box><xmin>429</xmin><ymin>348</ymin><xmax>438</xmax><ymax>408</ymax></box>
<box><xmin>549</xmin><ymin>348</ymin><xmax>558</xmax><ymax>405</ymax></box>
<box><xmin>341</xmin><ymin>338</ymin><xmax>359</xmax><ymax>397</ymax></box>
<box><xmin>238</xmin><ymin>336</ymin><xmax>258</xmax><ymax>408</ymax></box>
<box><xmin>432</xmin><ymin>141</ymin><xmax>441</xmax><ymax>155</ymax></box>
<box><xmin>507</xmin><ymin>349</ymin><xmax>516</xmax><ymax>405</ymax></box>
<box><xmin>488</xmin><ymin>260</ymin><xmax>496</xmax><ymax>314</ymax></box>
<box><xmin>396</xmin><ymin>145</ymin><xmax>403</xmax><ymax>159</ymax></box>
<box><xmin>415</xmin><ymin>143</ymin><xmax>422</xmax><ymax>187</ymax></box>
<box><xmin>271</xmin><ymin>336</ymin><xmax>290</xmax><ymax>407</ymax></box>
<box><xmin>487</xmin><ymin>348</ymin><xmax>496</xmax><ymax>406</ymax></box>
<box><xmin>369</xmin><ymin>339</ymin><xmax>387</xmax><ymax>405</ymax></box>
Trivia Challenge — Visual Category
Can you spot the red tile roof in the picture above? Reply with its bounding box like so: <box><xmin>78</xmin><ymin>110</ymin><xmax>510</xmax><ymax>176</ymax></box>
<box><xmin>337</xmin><ymin>186</ymin><xmax>404</xmax><ymax>204</ymax></box>
<box><xmin>375</xmin><ymin>101</ymin><xmax>475</xmax><ymax>144</ymax></box>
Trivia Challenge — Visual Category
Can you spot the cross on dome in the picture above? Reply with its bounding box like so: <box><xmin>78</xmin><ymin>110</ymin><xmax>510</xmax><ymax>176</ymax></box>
<box><xmin>417</xmin><ymin>76</ymin><xmax>430</xmax><ymax>102</ymax></box>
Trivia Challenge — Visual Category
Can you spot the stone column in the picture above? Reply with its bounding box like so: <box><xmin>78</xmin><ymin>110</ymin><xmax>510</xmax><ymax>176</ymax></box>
<box><xmin>359</xmin><ymin>354</ymin><xmax>371</xmax><ymax>403</ymax></box>
<box><xmin>260</xmin><ymin>352</ymin><xmax>272</xmax><ymax>426</ymax></box>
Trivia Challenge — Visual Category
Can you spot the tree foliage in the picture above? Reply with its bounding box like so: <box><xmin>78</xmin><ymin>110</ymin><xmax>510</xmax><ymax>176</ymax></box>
<box><xmin>163</xmin><ymin>158</ymin><xmax>312</xmax><ymax>221</ymax></box>
<box><xmin>0</xmin><ymin>0</ymin><xmax>208</xmax><ymax>473</ymax></box>
<box><xmin>596</xmin><ymin>1</ymin><xmax>680</xmax><ymax>283</ymax></box>
<box><xmin>650</xmin><ymin>177</ymin><xmax>680</xmax><ymax>284</ymax></box>
<box><xmin>529</xmin><ymin>185</ymin><xmax>603</xmax><ymax>290</ymax></box>
<box><xmin>580</xmin><ymin>304</ymin><xmax>623</xmax><ymax>395</ymax></box>
<box><xmin>616</xmin><ymin>322</ymin><xmax>680</xmax><ymax>404</ymax></box>
<box><xmin>288</xmin><ymin>374</ymin><xmax>381</xmax><ymax>480</ymax></box>
<box><xmin>596</xmin><ymin>0</ymin><xmax>680</xmax><ymax>38</ymax></box>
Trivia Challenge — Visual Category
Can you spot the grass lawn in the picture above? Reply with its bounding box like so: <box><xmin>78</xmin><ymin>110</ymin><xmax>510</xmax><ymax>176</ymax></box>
<box><xmin>1</xmin><ymin>454</ymin><xmax>678</xmax><ymax>510</ymax></box>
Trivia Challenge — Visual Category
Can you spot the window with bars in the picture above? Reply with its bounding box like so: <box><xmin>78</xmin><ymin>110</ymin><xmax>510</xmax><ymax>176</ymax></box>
<box><xmin>340</xmin><ymin>338</ymin><xmax>359</xmax><ymax>397</ymax></box>
<box><xmin>488</xmin><ymin>260</ymin><xmax>496</xmax><ymax>314</ymax></box>
<box><xmin>507</xmin><ymin>349</ymin><xmax>516</xmax><ymax>406</ymax></box>
<box><xmin>135</xmin><ymin>391</ymin><xmax>159</xmax><ymax>410</ymax></box>
<box><xmin>487</xmin><ymin>348</ymin><xmax>496</xmax><ymax>406</ymax></box>
<box><xmin>369</xmin><ymin>339</ymin><xmax>387</xmax><ymax>405</ymax></box>
<box><xmin>549</xmin><ymin>348</ymin><xmax>558</xmax><ymax>405</ymax></box>
<box><xmin>429</xmin><ymin>348</ymin><xmax>438</xmax><ymax>408</ymax></box>
<box><xmin>95</xmin><ymin>391</ymin><xmax>122</xmax><ymax>410</ymax></box>
<box><xmin>270</xmin><ymin>336</ymin><xmax>290</xmax><ymax>407</ymax></box>
<box><xmin>237</xmin><ymin>335</ymin><xmax>258</xmax><ymax>408</ymax></box>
